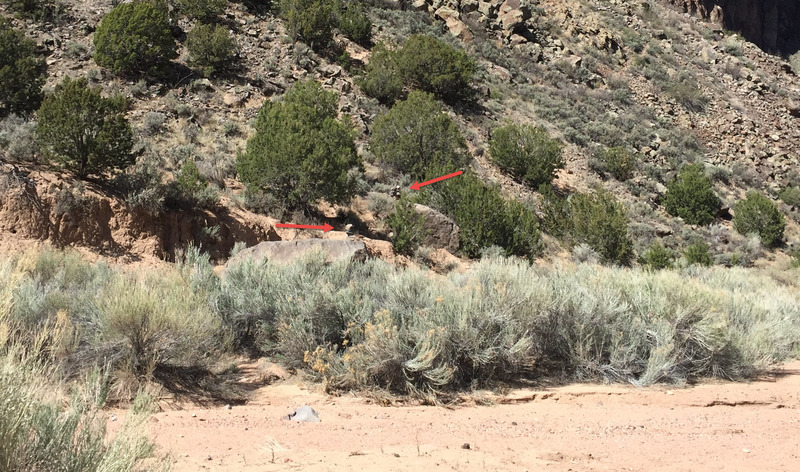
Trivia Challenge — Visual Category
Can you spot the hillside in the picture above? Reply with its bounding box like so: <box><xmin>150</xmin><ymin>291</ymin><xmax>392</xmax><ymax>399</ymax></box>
<box><xmin>1</xmin><ymin>1</ymin><xmax>800</xmax><ymax>469</ymax></box>
<box><xmin>0</xmin><ymin>0</ymin><xmax>798</xmax><ymax>268</ymax></box>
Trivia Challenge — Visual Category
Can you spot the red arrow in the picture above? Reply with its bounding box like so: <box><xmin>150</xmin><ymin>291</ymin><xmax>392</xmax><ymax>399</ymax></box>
<box><xmin>409</xmin><ymin>170</ymin><xmax>463</xmax><ymax>190</ymax></box>
<box><xmin>276</xmin><ymin>223</ymin><xmax>334</xmax><ymax>232</ymax></box>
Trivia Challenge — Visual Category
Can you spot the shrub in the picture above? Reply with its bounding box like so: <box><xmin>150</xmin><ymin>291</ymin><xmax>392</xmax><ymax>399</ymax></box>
<box><xmin>187</xmin><ymin>23</ymin><xmax>237</xmax><ymax>77</ymax></box>
<box><xmin>641</xmin><ymin>241</ymin><xmax>674</xmax><ymax>270</ymax></box>
<box><xmin>338</xmin><ymin>1</ymin><xmax>372</xmax><ymax>46</ymax></box>
<box><xmin>665</xmin><ymin>78</ymin><xmax>709</xmax><ymax>113</ymax></box>
<box><xmin>0</xmin><ymin>115</ymin><xmax>38</xmax><ymax>162</ymax></box>
<box><xmin>684</xmin><ymin>239</ymin><xmax>713</xmax><ymax>266</ymax></box>
<box><xmin>733</xmin><ymin>192</ymin><xmax>785</xmax><ymax>247</ymax></box>
<box><xmin>428</xmin><ymin>171</ymin><xmax>542</xmax><ymax>258</ymax></box>
<box><xmin>236</xmin><ymin>80</ymin><xmax>360</xmax><ymax>209</ymax></box>
<box><xmin>93</xmin><ymin>1</ymin><xmax>178</xmax><ymax>76</ymax></box>
<box><xmin>369</xmin><ymin>91</ymin><xmax>469</xmax><ymax>179</ymax></box>
<box><xmin>0</xmin><ymin>349</ymin><xmax>165</xmax><ymax>471</ymax></box>
<box><xmin>359</xmin><ymin>42</ymin><xmax>404</xmax><ymax>104</ymax></box>
<box><xmin>36</xmin><ymin>77</ymin><xmax>136</xmax><ymax>178</ymax></box>
<box><xmin>597</xmin><ymin>146</ymin><xmax>637</xmax><ymax>181</ymax></box>
<box><xmin>281</xmin><ymin>0</ymin><xmax>339</xmax><ymax>51</ymax></box>
<box><xmin>0</xmin><ymin>19</ymin><xmax>46</xmax><ymax>117</ymax></box>
<box><xmin>167</xmin><ymin>159</ymin><xmax>219</xmax><ymax>210</ymax></box>
<box><xmin>173</xmin><ymin>0</ymin><xmax>226</xmax><ymax>22</ymax></box>
<box><xmin>489</xmin><ymin>123</ymin><xmax>564</xmax><ymax>188</ymax></box>
<box><xmin>778</xmin><ymin>186</ymin><xmax>800</xmax><ymax>206</ymax></box>
<box><xmin>568</xmin><ymin>189</ymin><xmax>634</xmax><ymax>265</ymax></box>
<box><xmin>398</xmin><ymin>34</ymin><xmax>475</xmax><ymax>102</ymax></box>
<box><xmin>387</xmin><ymin>195</ymin><xmax>427</xmax><ymax>255</ymax></box>
<box><xmin>663</xmin><ymin>163</ymin><xmax>721</xmax><ymax>225</ymax></box>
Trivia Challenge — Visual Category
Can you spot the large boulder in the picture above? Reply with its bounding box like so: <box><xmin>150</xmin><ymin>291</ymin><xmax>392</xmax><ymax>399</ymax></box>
<box><xmin>226</xmin><ymin>239</ymin><xmax>368</xmax><ymax>267</ymax></box>
<box><xmin>414</xmin><ymin>204</ymin><xmax>460</xmax><ymax>252</ymax></box>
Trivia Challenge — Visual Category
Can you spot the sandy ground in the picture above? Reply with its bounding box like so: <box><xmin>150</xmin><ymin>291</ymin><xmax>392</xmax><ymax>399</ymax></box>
<box><xmin>110</xmin><ymin>362</ymin><xmax>800</xmax><ymax>472</ymax></box>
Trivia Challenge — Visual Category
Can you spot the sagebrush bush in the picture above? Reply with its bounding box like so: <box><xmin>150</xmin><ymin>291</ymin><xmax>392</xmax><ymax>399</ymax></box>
<box><xmin>0</xmin><ymin>348</ymin><xmax>166</xmax><ymax>472</ymax></box>
<box><xmin>663</xmin><ymin>163</ymin><xmax>721</xmax><ymax>225</ymax></box>
<box><xmin>398</xmin><ymin>34</ymin><xmax>475</xmax><ymax>102</ymax></box>
<box><xmin>1</xmin><ymin>248</ymin><xmax>223</xmax><ymax>396</ymax></box>
<box><xmin>370</xmin><ymin>91</ymin><xmax>469</xmax><ymax>179</ymax></box>
<box><xmin>733</xmin><ymin>191</ymin><xmax>785</xmax><ymax>247</ymax></box>
<box><xmin>0</xmin><ymin>115</ymin><xmax>38</xmax><ymax>162</ymax></box>
<box><xmin>358</xmin><ymin>42</ymin><xmax>404</xmax><ymax>104</ymax></box>
<box><xmin>338</xmin><ymin>1</ymin><xmax>372</xmax><ymax>46</ymax></box>
<box><xmin>37</xmin><ymin>77</ymin><xmax>136</xmax><ymax>178</ymax></box>
<box><xmin>0</xmin><ymin>18</ymin><xmax>46</xmax><ymax>117</ymax></box>
<box><xmin>237</xmin><ymin>80</ymin><xmax>361</xmax><ymax>209</ymax></box>
<box><xmin>187</xmin><ymin>23</ymin><xmax>238</xmax><ymax>77</ymax></box>
<box><xmin>596</xmin><ymin>146</ymin><xmax>637</xmax><ymax>181</ymax></box>
<box><xmin>489</xmin><ymin>123</ymin><xmax>564</xmax><ymax>188</ymax></box>
<box><xmin>684</xmin><ymin>239</ymin><xmax>713</xmax><ymax>266</ymax></box>
<box><xmin>666</xmin><ymin>77</ymin><xmax>709</xmax><ymax>113</ymax></box>
<box><xmin>173</xmin><ymin>0</ymin><xmax>226</xmax><ymax>22</ymax></box>
<box><xmin>93</xmin><ymin>1</ymin><xmax>177</xmax><ymax>76</ymax></box>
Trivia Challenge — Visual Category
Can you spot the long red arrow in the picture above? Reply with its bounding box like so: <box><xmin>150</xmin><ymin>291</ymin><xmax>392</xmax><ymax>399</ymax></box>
<box><xmin>276</xmin><ymin>223</ymin><xmax>334</xmax><ymax>232</ymax></box>
<box><xmin>409</xmin><ymin>170</ymin><xmax>463</xmax><ymax>190</ymax></box>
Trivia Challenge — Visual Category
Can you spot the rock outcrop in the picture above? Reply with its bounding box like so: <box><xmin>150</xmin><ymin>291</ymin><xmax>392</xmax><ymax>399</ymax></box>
<box><xmin>225</xmin><ymin>239</ymin><xmax>369</xmax><ymax>268</ymax></box>
<box><xmin>667</xmin><ymin>0</ymin><xmax>800</xmax><ymax>53</ymax></box>
<box><xmin>414</xmin><ymin>204</ymin><xmax>460</xmax><ymax>252</ymax></box>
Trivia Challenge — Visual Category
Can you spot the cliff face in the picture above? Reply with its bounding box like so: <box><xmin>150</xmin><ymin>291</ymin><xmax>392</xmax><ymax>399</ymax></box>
<box><xmin>668</xmin><ymin>0</ymin><xmax>800</xmax><ymax>53</ymax></box>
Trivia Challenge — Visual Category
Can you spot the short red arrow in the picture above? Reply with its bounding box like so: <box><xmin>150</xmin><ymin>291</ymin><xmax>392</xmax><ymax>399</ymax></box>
<box><xmin>409</xmin><ymin>170</ymin><xmax>463</xmax><ymax>190</ymax></box>
<box><xmin>276</xmin><ymin>222</ymin><xmax>334</xmax><ymax>232</ymax></box>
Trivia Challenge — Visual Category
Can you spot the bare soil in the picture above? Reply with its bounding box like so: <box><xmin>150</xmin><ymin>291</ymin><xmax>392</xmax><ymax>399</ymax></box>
<box><xmin>109</xmin><ymin>361</ymin><xmax>800</xmax><ymax>471</ymax></box>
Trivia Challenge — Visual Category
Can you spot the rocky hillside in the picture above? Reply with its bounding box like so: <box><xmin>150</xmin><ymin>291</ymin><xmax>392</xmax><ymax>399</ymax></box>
<box><xmin>1</xmin><ymin>0</ymin><xmax>798</xmax><ymax>268</ymax></box>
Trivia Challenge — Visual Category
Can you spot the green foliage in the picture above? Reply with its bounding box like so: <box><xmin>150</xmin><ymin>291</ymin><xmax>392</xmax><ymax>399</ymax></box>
<box><xmin>663</xmin><ymin>163</ymin><xmax>721</xmax><ymax>225</ymax></box>
<box><xmin>36</xmin><ymin>77</ymin><xmax>136</xmax><ymax>178</ymax></box>
<box><xmin>568</xmin><ymin>189</ymin><xmax>634</xmax><ymax>266</ymax></box>
<box><xmin>597</xmin><ymin>146</ymin><xmax>637</xmax><ymax>181</ymax></box>
<box><xmin>398</xmin><ymin>34</ymin><xmax>475</xmax><ymax>102</ymax></box>
<box><xmin>173</xmin><ymin>0</ymin><xmax>226</xmax><ymax>22</ymax></box>
<box><xmin>281</xmin><ymin>0</ymin><xmax>338</xmax><ymax>51</ymax></box>
<box><xmin>338</xmin><ymin>1</ymin><xmax>372</xmax><ymax>46</ymax></box>
<box><xmin>684</xmin><ymin>239</ymin><xmax>713</xmax><ymax>266</ymax></box>
<box><xmin>93</xmin><ymin>1</ymin><xmax>178</xmax><ymax>76</ymax></box>
<box><xmin>237</xmin><ymin>80</ymin><xmax>360</xmax><ymax>209</ymax></box>
<box><xmin>358</xmin><ymin>42</ymin><xmax>404</xmax><ymax>104</ymax></box>
<box><xmin>641</xmin><ymin>241</ymin><xmax>674</xmax><ymax>270</ymax></box>
<box><xmin>778</xmin><ymin>185</ymin><xmax>800</xmax><ymax>206</ymax></box>
<box><xmin>665</xmin><ymin>77</ymin><xmax>709</xmax><ymax>113</ymax></box>
<box><xmin>167</xmin><ymin>159</ymin><xmax>219</xmax><ymax>210</ymax></box>
<box><xmin>733</xmin><ymin>192</ymin><xmax>785</xmax><ymax>247</ymax></box>
<box><xmin>370</xmin><ymin>91</ymin><xmax>469</xmax><ymax>179</ymax></box>
<box><xmin>187</xmin><ymin>23</ymin><xmax>237</xmax><ymax>77</ymax></box>
<box><xmin>489</xmin><ymin>123</ymin><xmax>564</xmax><ymax>188</ymax></box>
<box><xmin>539</xmin><ymin>186</ymin><xmax>633</xmax><ymax>265</ymax></box>
<box><xmin>428</xmin><ymin>171</ymin><xmax>542</xmax><ymax>258</ymax></box>
<box><xmin>0</xmin><ymin>19</ymin><xmax>46</xmax><ymax>117</ymax></box>
<box><xmin>387</xmin><ymin>195</ymin><xmax>426</xmax><ymax>255</ymax></box>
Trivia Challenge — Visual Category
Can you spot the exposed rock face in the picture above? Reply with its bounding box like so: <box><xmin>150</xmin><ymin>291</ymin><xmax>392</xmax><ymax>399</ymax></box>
<box><xmin>667</xmin><ymin>0</ymin><xmax>800</xmax><ymax>53</ymax></box>
<box><xmin>226</xmin><ymin>239</ymin><xmax>368</xmax><ymax>268</ymax></box>
<box><xmin>414</xmin><ymin>204</ymin><xmax>460</xmax><ymax>252</ymax></box>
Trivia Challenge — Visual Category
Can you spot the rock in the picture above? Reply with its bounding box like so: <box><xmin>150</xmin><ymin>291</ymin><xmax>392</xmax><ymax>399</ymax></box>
<box><xmin>226</xmin><ymin>239</ymin><xmax>369</xmax><ymax>268</ymax></box>
<box><xmin>223</xmin><ymin>92</ymin><xmax>248</xmax><ymax>108</ymax></box>
<box><xmin>499</xmin><ymin>9</ymin><xmax>524</xmax><ymax>33</ymax></box>
<box><xmin>414</xmin><ymin>204</ymin><xmax>460</xmax><ymax>252</ymax></box>
<box><xmin>285</xmin><ymin>405</ymin><xmax>320</xmax><ymax>422</ymax></box>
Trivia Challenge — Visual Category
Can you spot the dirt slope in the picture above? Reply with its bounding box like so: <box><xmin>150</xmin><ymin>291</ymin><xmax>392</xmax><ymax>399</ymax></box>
<box><xmin>108</xmin><ymin>361</ymin><xmax>800</xmax><ymax>471</ymax></box>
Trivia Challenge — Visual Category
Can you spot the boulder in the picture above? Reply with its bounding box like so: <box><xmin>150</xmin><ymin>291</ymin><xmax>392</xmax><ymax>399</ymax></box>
<box><xmin>414</xmin><ymin>204</ymin><xmax>460</xmax><ymax>252</ymax></box>
<box><xmin>226</xmin><ymin>239</ymin><xmax>368</xmax><ymax>267</ymax></box>
<box><xmin>285</xmin><ymin>405</ymin><xmax>320</xmax><ymax>422</ymax></box>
